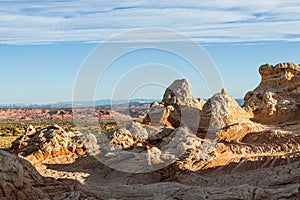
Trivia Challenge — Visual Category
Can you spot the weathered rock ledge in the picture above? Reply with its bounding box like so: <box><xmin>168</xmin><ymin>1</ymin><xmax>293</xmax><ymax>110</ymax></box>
<box><xmin>244</xmin><ymin>62</ymin><xmax>300</xmax><ymax>124</ymax></box>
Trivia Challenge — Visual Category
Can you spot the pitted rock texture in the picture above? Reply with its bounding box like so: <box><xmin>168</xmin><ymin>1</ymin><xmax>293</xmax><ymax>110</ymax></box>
<box><xmin>144</xmin><ymin>79</ymin><xmax>205</xmax><ymax>132</ymax></box>
<box><xmin>162</xmin><ymin>79</ymin><xmax>205</xmax><ymax>130</ymax></box>
<box><xmin>200</xmin><ymin>89</ymin><xmax>252</xmax><ymax>131</ymax></box>
<box><xmin>7</xmin><ymin>122</ymin><xmax>300</xmax><ymax>199</ymax></box>
<box><xmin>162</xmin><ymin>79</ymin><xmax>203</xmax><ymax>109</ymax></box>
<box><xmin>11</xmin><ymin>124</ymin><xmax>98</xmax><ymax>164</ymax></box>
<box><xmin>244</xmin><ymin>62</ymin><xmax>300</xmax><ymax>124</ymax></box>
<box><xmin>143</xmin><ymin>102</ymin><xmax>174</xmax><ymax>127</ymax></box>
<box><xmin>145</xmin><ymin>80</ymin><xmax>251</xmax><ymax>136</ymax></box>
<box><xmin>23</xmin><ymin>123</ymin><xmax>300</xmax><ymax>199</ymax></box>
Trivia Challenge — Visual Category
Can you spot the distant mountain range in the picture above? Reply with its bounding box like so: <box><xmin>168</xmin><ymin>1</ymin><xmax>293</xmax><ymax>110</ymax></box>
<box><xmin>0</xmin><ymin>99</ymin><xmax>160</xmax><ymax>109</ymax></box>
<box><xmin>0</xmin><ymin>98</ymin><xmax>244</xmax><ymax>108</ymax></box>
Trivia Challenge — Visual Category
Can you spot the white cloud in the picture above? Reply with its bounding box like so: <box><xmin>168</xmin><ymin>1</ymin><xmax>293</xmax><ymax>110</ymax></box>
<box><xmin>0</xmin><ymin>0</ymin><xmax>300</xmax><ymax>44</ymax></box>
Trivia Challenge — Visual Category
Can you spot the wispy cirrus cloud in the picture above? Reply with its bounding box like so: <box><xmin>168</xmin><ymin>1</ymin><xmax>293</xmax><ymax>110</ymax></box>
<box><xmin>1</xmin><ymin>0</ymin><xmax>300</xmax><ymax>44</ymax></box>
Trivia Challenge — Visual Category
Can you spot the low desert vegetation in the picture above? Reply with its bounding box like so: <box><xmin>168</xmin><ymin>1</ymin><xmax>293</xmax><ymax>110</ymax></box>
<box><xmin>0</xmin><ymin>119</ymin><xmax>125</xmax><ymax>149</ymax></box>
<box><xmin>0</xmin><ymin>136</ymin><xmax>18</xmax><ymax>150</ymax></box>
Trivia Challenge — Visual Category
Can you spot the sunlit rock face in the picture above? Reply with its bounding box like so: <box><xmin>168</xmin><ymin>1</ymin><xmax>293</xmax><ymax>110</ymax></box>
<box><xmin>243</xmin><ymin>62</ymin><xmax>300</xmax><ymax>124</ymax></box>
<box><xmin>11</xmin><ymin>124</ymin><xmax>98</xmax><ymax>164</ymax></box>
<box><xmin>200</xmin><ymin>89</ymin><xmax>252</xmax><ymax>131</ymax></box>
<box><xmin>162</xmin><ymin>79</ymin><xmax>203</xmax><ymax>109</ymax></box>
<box><xmin>144</xmin><ymin>79</ymin><xmax>205</xmax><ymax>132</ymax></box>
<box><xmin>6</xmin><ymin>70</ymin><xmax>300</xmax><ymax>199</ymax></box>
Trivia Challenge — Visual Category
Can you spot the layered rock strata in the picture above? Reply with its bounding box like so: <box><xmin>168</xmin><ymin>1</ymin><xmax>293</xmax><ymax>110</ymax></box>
<box><xmin>244</xmin><ymin>62</ymin><xmax>300</xmax><ymax>124</ymax></box>
<box><xmin>7</xmin><ymin>64</ymin><xmax>300</xmax><ymax>199</ymax></box>
<box><xmin>11</xmin><ymin>124</ymin><xmax>98</xmax><ymax>164</ymax></box>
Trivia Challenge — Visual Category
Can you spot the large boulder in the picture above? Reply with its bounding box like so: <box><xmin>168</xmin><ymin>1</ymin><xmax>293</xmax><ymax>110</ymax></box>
<box><xmin>162</xmin><ymin>79</ymin><xmax>203</xmax><ymax>109</ymax></box>
<box><xmin>144</xmin><ymin>79</ymin><xmax>205</xmax><ymax>132</ymax></box>
<box><xmin>11</xmin><ymin>124</ymin><xmax>98</xmax><ymax>164</ymax></box>
<box><xmin>200</xmin><ymin>89</ymin><xmax>251</xmax><ymax>131</ymax></box>
<box><xmin>143</xmin><ymin>102</ymin><xmax>174</xmax><ymax>127</ymax></box>
<box><xmin>243</xmin><ymin>62</ymin><xmax>300</xmax><ymax>124</ymax></box>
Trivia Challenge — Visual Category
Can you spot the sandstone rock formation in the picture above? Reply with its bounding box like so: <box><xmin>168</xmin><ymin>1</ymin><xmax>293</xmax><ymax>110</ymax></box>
<box><xmin>144</xmin><ymin>102</ymin><xmax>174</xmax><ymax>127</ymax></box>
<box><xmin>162</xmin><ymin>79</ymin><xmax>203</xmax><ymax>109</ymax></box>
<box><xmin>0</xmin><ymin>150</ymin><xmax>94</xmax><ymax>200</ymax></box>
<box><xmin>5</xmin><ymin>66</ymin><xmax>300</xmax><ymax>199</ymax></box>
<box><xmin>8</xmin><ymin>122</ymin><xmax>300</xmax><ymax>199</ymax></box>
<box><xmin>144</xmin><ymin>79</ymin><xmax>205</xmax><ymax>133</ymax></box>
<box><xmin>0</xmin><ymin>107</ymin><xmax>148</xmax><ymax>125</ymax></box>
<box><xmin>200</xmin><ymin>89</ymin><xmax>252</xmax><ymax>131</ymax></box>
<box><xmin>11</xmin><ymin>124</ymin><xmax>98</xmax><ymax>164</ymax></box>
<box><xmin>244</xmin><ymin>62</ymin><xmax>300</xmax><ymax>124</ymax></box>
<box><xmin>144</xmin><ymin>80</ymin><xmax>252</xmax><ymax>138</ymax></box>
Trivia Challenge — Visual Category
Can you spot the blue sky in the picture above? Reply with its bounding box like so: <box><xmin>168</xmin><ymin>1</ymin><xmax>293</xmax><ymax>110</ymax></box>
<box><xmin>0</xmin><ymin>0</ymin><xmax>300</xmax><ymax>104</ymax></box>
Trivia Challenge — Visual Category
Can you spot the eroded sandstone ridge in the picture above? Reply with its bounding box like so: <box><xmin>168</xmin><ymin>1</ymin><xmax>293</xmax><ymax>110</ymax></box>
<box><xmin>0</xmin><ymin>150</ymin><xmax>93</xmax><ymax>199</ymax></box>
<box><xmin>2</xmin><ymin>63</ymin><xmax>300</xmax><ymax>199</ymax></box>
<box><xmin>10</xmin><ymin>124</ymin><xmax>98</xmax><ymax>164</ymax></box>
<box><xmin>244</xmin><ymin>62</ymin><xmax>300</xmax><ymax>123</ymax></box>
